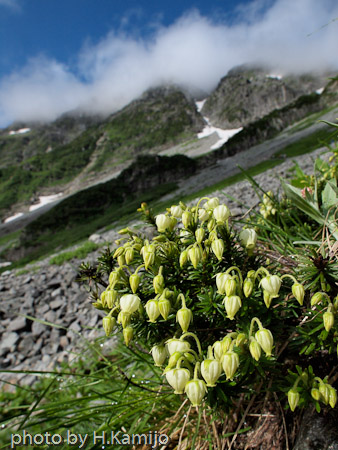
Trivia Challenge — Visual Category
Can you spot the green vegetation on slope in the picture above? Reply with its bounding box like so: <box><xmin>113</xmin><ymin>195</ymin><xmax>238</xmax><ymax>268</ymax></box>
<box><xmin>0</xmin><ymin>126</ymin><xmax>101</xmax><ymax>214</ymax></box>
<box><xmin>6</xmin><ymin>154</ymin><xmax>195</xmax><ymax>266</ymax></box>
<box><xmin>91</xmin><ymin>89</ymin><xmax>202</xmax><ymax>171</ymax></box>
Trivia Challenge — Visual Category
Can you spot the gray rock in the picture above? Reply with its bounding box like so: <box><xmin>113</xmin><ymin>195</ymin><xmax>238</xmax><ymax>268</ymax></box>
<box><xmin>41</xmin><ymin>342</ymin><xmax>59</xmax><ymax>355</ymax></box>
<box><xmin>7</xmin><ymin>316</ymin><xmax>28</xmax><ymax>332</ymax></box>
<box><xmin>294</xmin><ymin>406</ymin><xmax>338</xmax><ymax>450</ymax></box>
<box><xmin>89</xmin><ymin>233</ymin><xmax>104</xmax><ymax>244</ymax></box>
<box><xmin>18</xmin><ymin>335</ymin><xmax>36</xmax><ymax>356</ymax></box>
<box><xmin>67</xmin><ymin>321</ymin><xmax>81</xmax><ymax>336</ymax></box>
<box><xmin>23</xmin><ymin>276</ymin><xmax>32</xmax><ymax>284</ymax></box>
<box><xmin>44</xmin><ymin>310</ymin><xmax>56</xmax><ymax>322</ymax></box>
<box><xmin>51</xmin><ymin>287</ymin><xmax>64</xmax><ymax>298</ymax></box>
<box><xmin>49</xmin><ymin>298</ymin><xmax>64</xmax><ymax>310</ymax></box>
<box><xmin>39</xmin><ymin>304</ymin><xmax>50</xmax><ymax>314</ymax></box>
<box><xmin>23</xmin><ymin>295</ymin><xmax>35</xmax><ymax>308</ymax></box>
<box><xmin>0</xmin><ymin>331</ymin><xmax>19</xmax><ymax>352</ymax></box>
<box><xmin>31</xmin><ymin>321</ymin><xmax>47</xmax><ymax>337</ymax></box>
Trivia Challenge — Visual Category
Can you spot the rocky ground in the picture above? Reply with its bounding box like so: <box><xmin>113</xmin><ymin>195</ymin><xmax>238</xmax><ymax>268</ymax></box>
<box><xmin>0</xmin><ymin>146</ymin><xmax>331</xmax><ymax>391</ymax></box>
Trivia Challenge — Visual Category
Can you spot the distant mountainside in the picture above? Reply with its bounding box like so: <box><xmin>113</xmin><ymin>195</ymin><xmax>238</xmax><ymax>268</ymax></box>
<box><xmin>0</xmin><ymin>86</ymin><xmax>204</xmax><ymax>216</ymax></box>
<box><xmin>200</xmin><ymin>65</ymin><xmax>331</xmax><ymax>128</ymax></box>
<box><xmin>0</xmin><ymin>67</ymin><xmax>337</xmax><ymax>265</ymax></box>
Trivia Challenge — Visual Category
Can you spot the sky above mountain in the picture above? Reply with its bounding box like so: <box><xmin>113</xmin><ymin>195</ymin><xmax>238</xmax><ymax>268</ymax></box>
<box><xmin>0</xmin><ymin>0</ymin><xmax>337</xmax><ymax>127</ymax></box>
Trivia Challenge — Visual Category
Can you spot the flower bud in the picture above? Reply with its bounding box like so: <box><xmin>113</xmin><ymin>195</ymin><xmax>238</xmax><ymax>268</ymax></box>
<box><xmin>198</xmin><ymin>208</ymin><xmax>210</xmax><ymax>223</ymax></box>
<box><xmin>263</xmin><ymin>290</ymin><xmax>273</xmax><ymax>308</ymax></box>
<box><xmin>292</xmin><ymin>283</ymin><xmax>305</xmax><ymax>306</ymax></box>
<box><xmin>310</xmin><ymin>292</ymin><xmax>325</xmax><ymax>306</ymax></box>
<box><xmin>323</xmin><ymin>311</ymin><xmax>334</xmax><ymax>332</ymax></box>
<box><xmin>211</xmin><ymin>239</ymin><xmax>224</xmax><ymax>261</ymax></box>
<box><xmin>205</xmin><ymin>197</ymin><xmax>219</xmax><ymax>210</ymax></box>
<box><xmin>151</xmin><ymin>345</ymin><xmax>167</xmax><ymax>366</ymax></box>
<box><xmin>311</xmin><ymin>388</ymin><xmax>321</xmax><ymax>401</ymax></box>
<box><xmin>153</xmin><ymin>274</ymin><xmax>165</xmax><ymax>294</ymax></box>
<box><xmin>188</xmin><ymin>246</ymin><xmax>201</xmax><ymax>269</ymax></box>
<box><xmin>169</xmin><ymin>216</ymin><xmax>177</xmax><ymax>231</ymax></box>
<box><xmin>213</xmin><ymin>341</ymin><xmax>223</xmax><ymax>360</ymax></box>
<box><xmin>105</xmin><ymin>289</ymin><xmax>118</xmax><ymax>308</ymax></box>
<box><xmin>166</xmin><ymin>368</ymin><xmax>191</xmax><ymax>394</ymax></box>
<box><xmin>222</xmin><ymin>336</ymin><xmax>232</xmax><ymax>353</ymax></box>
<box><xmin>225</xmin><ymin>277</ymin><xmax>237</xmax><ymax>297</ymax></box>
<box><xmin>236</xmin><ymin>333</ymin><xmax>246</xmax><ymax>347</ymax></box>
<box><xmin>182</xmin><ymin>211</ymin><xmax>192</xmax><ymax>228</ymax></box>
<box><xmin>177</xmin><ymin>307</ymin><xmax>193</xmax><ymax>332</ymax></box>
<box><xmin>255</xmin><ymin>328</ymin><xmax>273</xmax><ymax>356</ymax></box>
<box><xmin>156</xmin><ymin>214</ymin><xmax>172</xmax><ymax>232</ymax></box>
<box><xmin>213</xmin><ymin>204</ymin><xmax>230</xmax><ymax>225</ymax></box>
<box><xmin>167</xmin><ymin>351</ymin><xmax>183</xmax><ymax>369</ymax></box>
<box><xmin>113</xmin><ymin>246</ymin><xmax>125</xmax><ymax>259</ymax></box>
<box><xmin>185</xmin><ymin>379</ymin><xmax>207</xmax><ymax>406</ymax></box>
<box><xmin>100</xmin><ymin>290</ymin><xmax>107</xmax><ymax>308</ymax></box>
<box><xmin>328</xmin><ymin>386</ymin><xmax>337</xmax><ymax>408</ymax></box>
<box><xmin>223</xmin><ymin>295</ymin><xmax>242</xmax><ymax>320</ymax></box>
<box><xmin>222</xmin><ymin>351</ymin><xmax>239</xmax><ymax>380</ymax></box>
<box><xmin>287</xmin><ymin>388</ymin><xmax>300</xmax><ymax>411</ymax></box>
<box><xmin>239</xmin><ymin>228</ymin><xmax>257</xmax><ymax>251</ymax></box>
<box><xmin>207</xmin><ymin>218</ymin><xmax>216</xmax><ymax>232</ymax></box>
<box><xmin>117</xmin><ymin>311</ymin><xmax>131</xmax><ymax>328</ymax></box>
<box><xmin>145</xmin><ymin>299</ymin><xmax>160</xmax><ymax>323</ymax></box>
<box><xmin>141</xmin><ymin>243</ymin><xmax>156</xmax><ymax>270</ymax></box>
<box><xmin>319</xmin><ymin>383</ymin><xmax>330</xmax><ymax>405</ymax></box>
<box><xmin>109</xmin><ymin>270</ymin><xmax>119</xmax><ymax>288</ymax></box>
<box><xmin>129</xmin><ymin>273</ymin><xmax>140</xmax><ymax>293</ymax></box>
<box><xmin>195</xmin><ymin>228</ymin><xmax>205</xmax><ymax>244</ymax></box>
<box><xmin>260</xmin><ymin>275</ymin><xmax>281</xmax><ymax>298</ymax></box>
<box><xmin>158</xmin><ymin>297</ymin><xmax>171</xmax><ymax>320</ymax></box>
<box><xmin>215</xmin><ymin>272</ymin><xmax>231</xmax><ymax>294</ymax></box>
<box><xmin>243</xmin><ymin>278</ymin><xmax>254</xmax><ymax>298</ymax></box>
<box><xmin>117</xmin><ymin>255</ymin><xmax>125</xmax><ymax>267</ymax></box>
<box><xmin>166</xmin><ymin>338</ymin><xmax>191</xmax><ymax>355</ymax></box>
<box><xmin>249</xmin><ymin>338</ymin><xmax>261</xmax><ymax>361</ymax></box>
<box><xmin>201</xmin><ymin>359</ymin><xmax>222</xmax><ymax>387</ymax></box>
<box><xmin>120</xmin><ymin>294</ymin><xmax>141</xmax><ymax>314</ymax></box>
<box><xmin>180</xmin><ymin>250</ymin><xmax>189</xmax><ymax>267</ymax></box>
<box><xmin>123</xmin><ymin>326</ymin><xmax>133</xmax><ymax>346</ymax></box>
<box><xmin>102</xmin><ymin>316</ymin><xmax>116</xmax><ymax>336</ymax></box>
<box><xmin>125</xmin><ymin>247</ymin><xmax>134</xmax><ymax>265</ymax></box>
<box><xmin>171</xmin><ymin>205</ymin><xmax>183</xmax><ymax>218</ymax></box>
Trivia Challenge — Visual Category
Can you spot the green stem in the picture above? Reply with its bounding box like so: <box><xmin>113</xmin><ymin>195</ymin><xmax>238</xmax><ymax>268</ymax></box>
<box><xmin>176</xmin><ymin>356</ymin><xmax>185</xmax><ymax>369</ymax></box>
<box><xmin>108</xmin><ymin>307</ymin><xmax>119</xmax><ymax>317</ymax></box>
<box><xmin>225</xmin><ymin>266</ymin><xmax>244</xmax><ymax>288</ymax></box>
<box><xmin>254</xmin><ymin>267</ymin><xmax>270</xmax><ymax>281</ymax></box>
<box><xmin>281</xmin><ymin>274</ymin><xmax>298</xmax><ymax>284</ymax></box>
<box><xmin>181</xmin><ymin>332</ymin><xmax>203</xmax><ymax>356</ymax></box>
<box><xmin>293</xmin><ymin>375</ymin><xmax>302</xmax><ymax>389</ymax></box>
<box><xmin>193</xmin><ymin>362</ymin><xmax>201</xmax><ymax>380</ymax></box>
<box><xmin>134</xmin><ymin>264</ymin><xmax>145</xmax><ymax>275</ymax></box>
<box><xmin>195</xmin><ymin>197</ymin><xmax>211</xmax><ymax>222</ymax></box>
<box><xmin>207</xmin><ymin>346</ymin><xmax>213</xmax><ymax>359</ymax></box>
<box><xmin>177</xmin><ymin>293</ymin><xmax>186</xmax><ymax>308</ymax></box>
<box><xmin>249</xmin><ymin>317</ymin><xmax>263</xmax><ymax>338</ymax></box>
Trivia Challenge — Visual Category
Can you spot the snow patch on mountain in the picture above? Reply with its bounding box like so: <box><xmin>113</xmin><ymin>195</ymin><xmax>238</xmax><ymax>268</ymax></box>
<box><xmin>29</xmin><ymin>194</ymin><xmax>63</xmax><ymax>212</ymax></box>
<box><xmin>9</xmin><ymin>128</ymin><xmax>31</xmax><ymax>135</ymax></box>
<box><xmin>197</xmin><ymin>117</ymin><xmax>242</xmax><ymax>150</ymax></box>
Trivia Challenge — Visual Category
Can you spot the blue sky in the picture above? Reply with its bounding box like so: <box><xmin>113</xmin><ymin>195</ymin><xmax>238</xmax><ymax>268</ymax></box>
<box><xmin>0</xmin><ymin>0</ymin><xmax>337</xmax><ymax>127</ymax></box>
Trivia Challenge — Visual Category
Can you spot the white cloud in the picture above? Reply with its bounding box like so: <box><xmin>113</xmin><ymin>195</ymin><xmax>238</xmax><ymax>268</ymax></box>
<box><xmin>0</xmin><ymin>0</ymin><xmax>337</xmax><ymax>126</ymax></box>
<box><xmin>0</xmin><ymin>0</ymin><xmax>20</xmax><ymax>11</ymax></box>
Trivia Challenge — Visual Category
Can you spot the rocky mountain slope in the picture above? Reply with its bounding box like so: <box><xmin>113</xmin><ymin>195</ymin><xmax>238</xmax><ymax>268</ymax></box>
<box><xmin>200</xmin><ymin>65</ymin><xmax>331</xmax><ymax>128</ymax></box>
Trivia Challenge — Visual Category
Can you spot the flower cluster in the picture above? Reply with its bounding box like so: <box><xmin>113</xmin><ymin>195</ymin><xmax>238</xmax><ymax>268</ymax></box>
<box><xmin>88</xmin><ymin>196</ymin><xmax>337</xmax><ymax>409</ymax></box>
<box><xmin>259</xmin><ymin>191</ymin><xmax>277</xmax><ymax>219</ymax></box>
